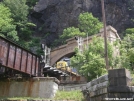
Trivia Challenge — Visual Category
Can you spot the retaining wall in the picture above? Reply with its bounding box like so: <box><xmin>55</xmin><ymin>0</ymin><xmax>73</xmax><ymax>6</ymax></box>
<box><xmin>0</xmin><ymin>77</ymin><xmax>59</xmax><ymax>98</ymax></box>
<box><xmin>59</xmin><ymin>83</ymin><xmax>87</xmax><ymax>91</ymax></box>
<box><xmin>83</xmin><ymin>68</ymin><xmax>134</xmax><ymax>101</ymax></box>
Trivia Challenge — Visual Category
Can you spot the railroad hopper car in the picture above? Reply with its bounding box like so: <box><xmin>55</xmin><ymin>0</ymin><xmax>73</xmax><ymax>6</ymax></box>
<box><xmin>0</xmin><ymin>36</ymin><xmax>41</xmax><ymax>78</ymax></box>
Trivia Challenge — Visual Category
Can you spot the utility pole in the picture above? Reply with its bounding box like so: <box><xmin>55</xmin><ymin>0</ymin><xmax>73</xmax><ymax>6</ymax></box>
<box><xmin>101</xmin><ymin>0</ymin><xmax>109</xmax><ymax>70</ymax></box>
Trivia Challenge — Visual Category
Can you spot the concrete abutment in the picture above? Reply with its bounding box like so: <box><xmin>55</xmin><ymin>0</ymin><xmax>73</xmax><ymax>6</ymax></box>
<box><xmin>0</xmin><ymin>77</ymin><xmax>59</xmax><ymax>98</ymax></box>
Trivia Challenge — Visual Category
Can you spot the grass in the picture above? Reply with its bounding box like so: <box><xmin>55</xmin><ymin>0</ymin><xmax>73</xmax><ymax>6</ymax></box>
<box><xmin>54</xmin><ymin>90</ymin><xmax>84</xmax><ymax>100</ymax></box>
<box><xmin>0</xmin><ymin>90</ymin><xmax>85</xmax><ymax>101</ymax></box>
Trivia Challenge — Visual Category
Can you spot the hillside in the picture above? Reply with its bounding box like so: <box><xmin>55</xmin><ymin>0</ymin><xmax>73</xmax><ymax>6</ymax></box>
<box><xmin>31</xmin><ymin>0</ymin><xmax>134</xmax><ymax>45</ymax></box>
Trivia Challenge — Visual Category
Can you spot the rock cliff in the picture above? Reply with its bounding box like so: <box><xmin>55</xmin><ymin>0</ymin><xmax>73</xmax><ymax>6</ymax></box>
<box><xmin>31</xmin><ymin>0</ymin><xmax>134</xmax><ymax>45</ymax></box>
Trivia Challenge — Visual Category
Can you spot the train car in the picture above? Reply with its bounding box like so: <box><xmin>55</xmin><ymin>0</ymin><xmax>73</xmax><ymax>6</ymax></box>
<box><xmin>0</xmin><ymin>36</ymin><xmax>41</xmax><ymax>78</ymax></box>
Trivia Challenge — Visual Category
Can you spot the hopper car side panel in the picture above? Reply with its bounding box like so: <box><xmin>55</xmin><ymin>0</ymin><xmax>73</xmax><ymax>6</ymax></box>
<box><xmin>27</xmin><ymin>53</ymin><xmax>32</xmax><ymax>74</ymax></box>
<box><xmin>21</xmin><ymin>50</ymin><xmax>27</xmax><ymax>72</ymax></box>
<box><xmin>0</xmin><ymin>36</ymin><xmax>41</xmax><ymax>77</ymax></box>
<box><xmin>0</xmin><ymin>39</ymin><xmax>8</xmax><ymax>65</ymax></box>
<box><xmin>32</xmin><ymin>56</ymin><xmax>35</xmax><ymax>75</ymax></box>
<box><xmin>8</xmin><ymin>45</ymin><xmax>15</xmax><ymax>68</ymax></box>
<box><xmin>14</xmin><ymin>47</ymin><xmax>21</xmax><ymax>70</ymax></box>
<box><xmin>35</xmin><ymin>58</ymin><xmax>39</xmax><ymax>76</ymax></box>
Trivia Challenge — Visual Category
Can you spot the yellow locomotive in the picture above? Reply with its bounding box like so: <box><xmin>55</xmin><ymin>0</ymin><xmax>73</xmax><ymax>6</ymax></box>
<box><xmin>57</xmin><ymin>61</ymin><xmax>71</xmax><ymax>72</ymax></box>
<box><xmin>56</xmin><ymin>57</ymin><xmax>78</xmax><ymax>76</ymax></box>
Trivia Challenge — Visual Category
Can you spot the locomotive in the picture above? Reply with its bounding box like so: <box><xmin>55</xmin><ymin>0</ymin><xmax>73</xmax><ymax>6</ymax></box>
<box><xmin>56</xmin><ymin>57</ymin><xmax>78</xmax><ymax>76</ymax></box>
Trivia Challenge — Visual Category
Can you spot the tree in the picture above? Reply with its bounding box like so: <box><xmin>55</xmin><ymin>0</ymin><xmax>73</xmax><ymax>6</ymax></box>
<box><xmin>110</xmin><ymin>28</ymin><xmax>134</xmax><ymax>71</ymax></box>
<box><xmin>59</xmin><ymin>12</ymin><xmax>103</xmax><ymax>43</ymax></box>
<box><xmin>3</xmin><ymin>0</ymin><xmax>28</xmax><ymax>22</ymax></box>
<box><xmin>0</xmin><ymin>3</ymin><xmax>18</xmax><ymax>41</ymax></box>
<box><xmin>78</xmin><ymin>12</ymin><xmax>103</xmax><ymax>36</ymax></box>
<box><xmin>125</xmin><ymin>28</ymin><xmax>134</xmax><ymax>35</ymax></box>
<box><xmin>71</xmin><ymin>37</ymin><xmax>114</xmax><ymax>81</ymax></box>
<box><xmin>26</xmin><ymin>0</ymin><xmax>38</xmax><ymax>8</ymax></box>
<box><xmin>60</xmin><ymin>27</ymin><xmax>86</xmax><ymax>40</ymax></box>
<box><xmin>119</xmin><ymin>32</ymin><xmax>134</xmax><ymax>70</ymax></box>
<box><xmin>3</xmin><ymin>0</ymin><xmax>36</xmax><ymax>41</ymax></box>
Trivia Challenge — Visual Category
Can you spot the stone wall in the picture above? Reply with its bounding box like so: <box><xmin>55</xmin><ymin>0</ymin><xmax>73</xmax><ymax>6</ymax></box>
<box><xmin>59</xmin><ymin>83</ymin><xmax>87</xmax><ymax>91</ymax></box>
<box><xmin>0</xmin><ymin>77</ymin><xmax>59</xmax><ymax>98</ymax></box>
<box><xmin>83</xmin><ymin>68</ymin><xmax>134</xmax><ymax>101</ymax></box>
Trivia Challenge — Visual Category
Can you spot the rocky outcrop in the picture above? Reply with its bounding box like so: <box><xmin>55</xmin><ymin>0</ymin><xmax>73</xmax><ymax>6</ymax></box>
<box><xmin>31</xmin><ymin>0</ymin><xmax>134</xmax><ymax>45</ymax></box>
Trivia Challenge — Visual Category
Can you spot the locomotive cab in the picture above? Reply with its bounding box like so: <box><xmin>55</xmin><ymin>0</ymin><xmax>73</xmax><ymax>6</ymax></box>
<box><xmin>57</xmin><ymin>61</ymin><xmax>71</xmax><ymax>72</ymax></box>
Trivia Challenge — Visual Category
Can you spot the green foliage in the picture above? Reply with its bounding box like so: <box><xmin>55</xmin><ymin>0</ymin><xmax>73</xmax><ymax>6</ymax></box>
<box><xmin>3</xmin><ymin>0</ymin><xmax>36</xmax><ymax>39</ymax></box>
<box><xmin>19</xmin><ymin>26</ymin><xmax>33</xmax><ymax>41</ymax></box>
<box><xmin>26</xmin><ymin>23</ymin><xmax>36</xmax><ymax>27</ymax></box>
<box><xmin>17</xmin><ymin>37</ymin><xmax>42</xmax><ymax>55</ymax></box>
<box><xmin>26</xmin><ymin>0</ymin><xmax>38</xmax><ymax>8</ymax></box>
<box><xmin>0</xmin><ymin>3</ymin><xmax>19</xmax><ymax>41</ymax></box>
<box><xmin>118</xmin><ymin>32</ymin><xmax>134</xmax><ymax>70</ymax></box>
<box><xmin>78</xmin><ymin>12</ymin><xmax>103</xmax><ymax>35</ymax></box>
<box><xmin>3</xmin><ymin>0</ymin><xmax>37</xmax><ymax>51</ymax></box>
<box><xmin>111</xmin><ymin>28</ymin><xmax>134</xmax><ymax>71</ymax></box>
<box><xmin>125</xmin><ymin>28</ymin><xmax>134</xmax><ymax>35</ymax></box>
<box><xmin>60</xmin><ymin>27</ymin><xmax>86</xmax><ymax>39</ymax></box>
<box><xmin>71</xmin><ymin>37</ymin><xmax>114</xmax><ymax>81</ymax></box>
<box><xmin>54</xmin><ymin>90</ymin><xmax>84</xmax><ymax>100</ymax></box>
<box><xmin>3</xmin><ymin>0</ymin><xmax>29</xmax><ymax>22</ymax></box>
<box><xmin>59</xmin><ymin>12</ymin><xmax>103</xmax><ymax>45</ymax></box>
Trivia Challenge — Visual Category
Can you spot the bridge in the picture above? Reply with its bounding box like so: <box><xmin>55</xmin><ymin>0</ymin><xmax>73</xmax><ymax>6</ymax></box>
<box><xmin>50</xmin><ymin>26</ymin><xmax>120</xmax><ymax>66</ymax></box>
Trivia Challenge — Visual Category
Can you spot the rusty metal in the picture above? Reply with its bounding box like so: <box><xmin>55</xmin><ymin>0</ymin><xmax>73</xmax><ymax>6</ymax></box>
<box><xmin>25</xmin><ymin>52</ymin><xmax>28</xmax><ymax>72</ymax></box>
<box><xmin>30</xmin><ymin>55</ymin><xmax>33</xmax><ymax>76</ymax></box>
<box><xmin>0</xmin><ymin>36</ymin><xmax>41</xmax><ymax>77</ymax></box>
<box><xmin>6</xmin><ymin>43</ymin><xmax>10</xmax><ymax>66</ymax></box>
<box><xmin>21</xmin><ymin>51</ymin><xmax>27</xmax><ymax>72</ymax></box>
<box><xmin>34</xmin><ymin>56</ymin><xmax>37</xmax><ymax>75</ymax></box>
<box><xmin>32</xmin><ymin>56</ymin><xmax>35</xmax><ymax>75</ymax></box>
<box><xmin>20</xmin><ymin>49</ymin><xmax>23</xmax><ymax>71</ymax></box>
<box><xmin>13</xmin><ymin>46</ymin><xmax>17</xmax><ymax>68</ymax></box>
<box><xmin>15</xmin><ymin>47</ymin><xmax>21</xmax><ymax>70</ymax></box>
<box><xmin>27</xmin><ymin>53</ymin><xmax>32</xmax><ymax>74</ymax></box>
<box><xmin>38</xmin><ymin>58</ymin><xmax>41</xmax><ymax>77</ymax></box>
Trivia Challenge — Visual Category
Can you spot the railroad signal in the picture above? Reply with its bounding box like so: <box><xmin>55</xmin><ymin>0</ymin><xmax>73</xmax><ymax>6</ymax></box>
<box><xmin>41</xmin><ymin>44</ymin><xmax>45</xmax><ymax>49</ymax></box>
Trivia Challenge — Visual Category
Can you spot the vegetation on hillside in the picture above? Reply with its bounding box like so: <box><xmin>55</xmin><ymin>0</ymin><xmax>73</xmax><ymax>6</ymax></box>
<box><xmin>0</xmin><ymin>3</ymin><xmax>18</xmax><ymax>41</ymax></box>
<box><xmin>70</xmin><ymin>28</ymin><xmax>134</xmax><ymax>81</ymax></box>
<box><xmin>78</xmin><ymin>12</ymin><xmax>103</xmax><ymax>36</ymax></box>
<box><xmin>59</xmin><ymin>12</ymin><xmax>103</xmax><ymax>42</ymax></box>
<box><xmin>52</xmin><ymin>12</ymin><xmax>103</xmax><ymax>48</ymax></box>
<box><xmin>118</xmin><ymin>29</ymin><xmax>134</xmax><ymax>70</ymax></box>
<box><xmin>71</xmin><ymin>37</ymin><xmax>114</xmax><ymax>81</ymax></box>
<box><xmin>0</xmin><ymin>0</ymin><xmax>42</xmax><ymax>55</ymax></box>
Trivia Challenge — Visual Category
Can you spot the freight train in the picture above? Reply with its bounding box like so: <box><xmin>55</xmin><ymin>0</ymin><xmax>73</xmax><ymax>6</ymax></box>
<box><xmin>0</xmin><ymin>35</ymin><xmax>80</xmax><ymax>80</ymax></box>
